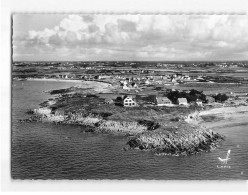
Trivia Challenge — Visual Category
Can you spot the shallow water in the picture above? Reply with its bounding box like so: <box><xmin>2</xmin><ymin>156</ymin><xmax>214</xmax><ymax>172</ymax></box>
<box><xmin>11</xmin><ymin>80</ymin><xmax>248</xmax><ymax>179</ymax></box>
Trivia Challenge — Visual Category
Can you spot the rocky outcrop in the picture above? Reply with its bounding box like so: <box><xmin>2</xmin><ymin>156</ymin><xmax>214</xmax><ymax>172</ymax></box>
<box><xmin>127</xmin><ymin>112</ymin><xmax>224</xmax><ymax>155</ymax></box>
<box><xmin>98</xmin><ymin>120</ymin><xmax>147</xmax><ymax>134</ymax></box>
<box><xmin>127</xmin><ymin>125</ymin><xmax>223</xmax><ymax>155</ymax></box>
<box><xmin>21</xmin><ymin>95</ymin><xmax>224</xmax><ymax>156</ymax></box>
<box><xmin>23</xmin><ymin>109</ymin><xmax>147</xmax><ymax>135</ymax></box>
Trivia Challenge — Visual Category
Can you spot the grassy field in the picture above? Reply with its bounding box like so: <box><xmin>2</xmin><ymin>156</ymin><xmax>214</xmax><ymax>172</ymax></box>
<box><xmin>169</xmin><ymin>83</ymin><xmax>248</xmax><ymax>95</ymax></box>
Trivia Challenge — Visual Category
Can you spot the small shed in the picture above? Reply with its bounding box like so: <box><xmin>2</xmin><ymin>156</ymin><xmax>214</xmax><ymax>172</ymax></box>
<box><xmin>206</xmin><ymin>96</ymin><xmax>215</xmax><ymax>104</ymax></box>
<box><xmin>177</xmin><ymin>98</ymin><xmax>188</xmax><ymax>106</ymax></box>
<box><xmin>196</xmin><ymin>99</ymin><xmax>203</xmax><ymax>106</ymax></box>
<box><xmin>104</xmin><ymin>98</ymin><xmax>114</xmax><ymax>104</ymax></box>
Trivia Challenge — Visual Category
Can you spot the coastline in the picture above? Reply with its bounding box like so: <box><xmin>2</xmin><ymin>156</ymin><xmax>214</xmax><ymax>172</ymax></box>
<box><xmin>199</xmin><ymin>105</ymin><xmax>248</xmax><ymax>129</ymax></box>
<box><xmin>25</xmin><ymin>78</ymin><xmax>114</xmax><ymax>93</ymax></box>
<box><xmin>199</xmin><ymin>105</ymin><xmax>248</xmax><ymax>116</ymax></box>
<box><xmin>18</xmin><ymin>80</ymin><xmax>248</xmax><ymax>156</ymax></box>
<box><xmin>22</xmin><ymin>96</ymin><xmax>225</xmax><ymax>156</ymax></box>
<box><xmin>26</xmin><ymin>78</ymin><xmax>84</xmax><ymax>82</ymax></box>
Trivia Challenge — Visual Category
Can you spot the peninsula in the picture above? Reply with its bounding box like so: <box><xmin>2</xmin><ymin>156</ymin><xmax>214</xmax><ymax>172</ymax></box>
<box><xmin>15</xmin><ymin>61</ymin><xmax>248</xmax><ymax>156</ymax></box>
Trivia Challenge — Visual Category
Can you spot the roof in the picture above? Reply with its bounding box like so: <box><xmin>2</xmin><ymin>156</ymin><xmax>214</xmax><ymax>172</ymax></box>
<box><xmin>156</xmin><ymin>97</ymin><xmax>172</xmax><ymax>104</ymax></box>
<box><xmin>177</xmin><ymin>98</ymin><xmax>187</xmax><ymax>103</ymax></box>
<box><xmin>157</xmin><ymin>97</ymin><xmax>171</xmax><ymax>101</ymax></box>
<box><xmin>123</xmin><ymin>95</ymin><xmax>136</xmax><ymax>100</ymax></box>
<box><xmin>206</xmin><ymin>96</ymin><xmax>214</xmax><ymax>98</ymax></box>
<box><xmin>123</xmin><ymin>96</ymin><xmax>137</xmax><ymax>103</ymax></box>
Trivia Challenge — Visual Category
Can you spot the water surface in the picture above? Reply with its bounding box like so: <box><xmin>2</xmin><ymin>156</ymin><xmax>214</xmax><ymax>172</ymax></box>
<box><xmin>11</xmin><ymin>80</ymin><xmax>248</xmax><ymax>179</ymax></box>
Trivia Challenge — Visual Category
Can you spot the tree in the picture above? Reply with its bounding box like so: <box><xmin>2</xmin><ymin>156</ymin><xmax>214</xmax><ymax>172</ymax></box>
<box><xmin>167</xmin><ymin>90</ymin><xmax>181</xmax><ymax>104</ymax></box>
<box><xmin>213</xmin><ymin>93</ymin><xmax>228</xmax><ymax>102</ymax></box>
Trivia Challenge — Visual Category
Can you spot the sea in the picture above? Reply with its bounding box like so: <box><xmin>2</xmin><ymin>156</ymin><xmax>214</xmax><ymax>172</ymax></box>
<box><xmin>11</xmin><ymin>80</ymin><xmax>248</xmax><ymax>180</ymax></box>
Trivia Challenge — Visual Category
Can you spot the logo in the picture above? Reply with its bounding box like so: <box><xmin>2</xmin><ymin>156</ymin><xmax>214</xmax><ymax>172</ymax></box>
<box><xmin>217</xmin><ymin>150</ymin><xmax>231</xmax><ymax>169</ymax></box>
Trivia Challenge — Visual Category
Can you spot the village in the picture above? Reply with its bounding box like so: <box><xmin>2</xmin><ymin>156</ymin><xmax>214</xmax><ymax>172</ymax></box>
<box><xmin>12</xmin><ymin>61</ymin><xmax>248</xmax><ymax>84</ymax></box>
<box><xmin>12</xmin><ymin>61</ymin><xmax>248</xmax><ymax>110</ymax></box>
<box><xmin>98</xmin><ymin>80</ymin><xmax>248</xmax><ymax>110</ymax></box>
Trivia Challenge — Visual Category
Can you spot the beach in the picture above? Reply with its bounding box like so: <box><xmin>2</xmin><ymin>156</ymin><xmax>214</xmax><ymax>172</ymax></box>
<box><xmin>27</xmin><ymin>78</ymin><xmax>84</xmax><ymax>83</ymax></box>
<box><xmin>27</xmin><ymin>78</ymin><xmax>113</xmax><ymax>93</ymax></box>
<box><xmin>199</xmin><ymin>106</ymin><xmax>248</xmax><ymax>129</ymax></box>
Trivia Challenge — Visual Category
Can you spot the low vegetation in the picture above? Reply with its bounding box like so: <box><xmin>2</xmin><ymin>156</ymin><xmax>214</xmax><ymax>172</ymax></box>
<box><xmin>21</xmin><ymin>88</ymin><xmax>224</xmax><ymax>155</ymax></box>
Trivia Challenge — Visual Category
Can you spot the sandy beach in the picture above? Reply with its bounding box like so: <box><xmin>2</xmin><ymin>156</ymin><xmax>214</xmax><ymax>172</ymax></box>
<box><xmin>199</xmin><ymin>106</ymin><xmax>248</xmax><ymax>116</ymax></box>
<box><xmin>75</xmin><ymin>81</ymin><xmax>113</xmax><ymax>93</ymax></box>
<box><xmin>27</xmin><ymin>78</ymin><xmax>84</xmax><ymax>83</ymax></box>
<box><xmin>26</xmin><ymin>78</ymin><xmax>113</xmax><ymax>93</ymax></box>
<box><xmin>199</xmin><ymin>106</ymin><xmax>248</xmax><ymax>129</ymax></box>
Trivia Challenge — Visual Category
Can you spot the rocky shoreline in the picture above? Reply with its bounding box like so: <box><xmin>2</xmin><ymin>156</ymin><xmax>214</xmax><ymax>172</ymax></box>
<box><xmin>20</xmin><ymin>94</ymin><xmax>225</xmax><ymax>156</ymax></box>
<box><xmin>127</xmin><ymin>124</ymin><xmax>223</xmax><ymax>156</ymax></box>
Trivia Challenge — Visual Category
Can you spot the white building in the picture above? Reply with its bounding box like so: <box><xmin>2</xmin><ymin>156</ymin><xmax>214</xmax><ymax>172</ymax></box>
<box><xmin>196</xmin><ymin>99</ymin><xmax>203</xmax><ymax>106</ymax></box>
<box><xmin>123</xmin><ymin>96</ymin><xmax>137</xmax><ymax>107</ymax></box>
<box><xmin>156</xmin><ymin>97</ymin><xmax>172</xmax><ymax>106</ymax></box>
<box><xmin>177</xmin><ymin>98</ymin><xmax>188</xmax><ymax>106</ymax></box>
<box><xmin>145</xmin><ymin>80</ymin><xmax>150</xmax><ymax>85</ymax></box>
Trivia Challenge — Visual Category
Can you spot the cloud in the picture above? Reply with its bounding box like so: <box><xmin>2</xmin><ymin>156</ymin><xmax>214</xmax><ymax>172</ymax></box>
<box><xmin>117</xmin><ymin>19</ymin><xmax>137</xmax><ymax>32</ymax></box>
<box><xmin>59</xmin><ymin>15</ymin><xmax>87</xmax><ymax>32</ymax></box>
<box><xmin>13</xmin><ymin>14</ymin><xmax>248</xmax><ymax>61</ymax></box>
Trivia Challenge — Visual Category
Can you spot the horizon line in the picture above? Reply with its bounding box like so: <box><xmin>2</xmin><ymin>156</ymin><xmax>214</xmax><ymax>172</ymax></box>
<box><xmin>13</xmin><ymin>60</ymin><xmax>248</xmax><ymax>62</ymax></box>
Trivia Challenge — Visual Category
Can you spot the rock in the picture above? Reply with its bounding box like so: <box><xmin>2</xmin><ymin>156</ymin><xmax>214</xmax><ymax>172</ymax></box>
<box><xmin>123</xmin><ymin>147</ymin><xmax>130</xmax><ymax>151</ymax></box>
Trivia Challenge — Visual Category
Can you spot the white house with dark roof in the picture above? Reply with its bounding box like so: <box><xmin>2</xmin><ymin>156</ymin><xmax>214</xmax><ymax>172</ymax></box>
<box><xmin>123</xmin><ymin>96</ymin><xmax>137</xmax><ymax>107</ymax></box>
<box><xmin>123</xmin><ymin>84</ymin><xmax>129</xmax><ymax>90</ymax></box>
<box><xmin>131</xmin><ymin>83</ymin><xmax>138</xmax><ymax>88</ymax></box>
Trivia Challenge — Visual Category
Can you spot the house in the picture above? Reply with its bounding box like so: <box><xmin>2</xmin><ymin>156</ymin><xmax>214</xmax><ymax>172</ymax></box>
<box><xmin>76</xmin><ymin>74</ymin><xmax>84</xmax><ymax>79</ymax></box>
<box><xmin>177</xmin><ymin>98</ymin><xmax>188</xmax><ymax>106</ymax></box>
<box><xmin>104</xmin><ymin>98</ymin><xmax>114</xmax><ymax>104</ymax></box>
<box><xmin>156</xmin><ymin>97</ymin><xmax>172</xmax><ymax>106</ymax></box>
<box><xmin>183</xmin><ymin>75</ymin><xmax>191</xmax><ymax>80</ymax></box>
<box><xmin>67</xmin><ymin>73</ymin><xmax>76</xmax><ymax>79</ymax></box>
<box><xmin>145</xmin><ymin>79</ymin><xmax>150</xmax><ymax>85</ymax></box>
<box><xmin>131</xmin><ymin>83</ymin><xmax>138</xmax><ymax>88</ymax></box>
<box><xmin>123</xmin><ymin>95</ymin><xmax>137</xmax><ymax>107</ymax></box>
<box><xmin>94</xmin><ymin>75</ymin><xmax>102</xmax><ymax>80</ymax></box>
<box><xmin>126</xmin><ymin>78</ymin><xmax>131</xmax><ymax>82</ymax></box>
<box><xmin>122</xmin><ymin>80</ymin><xmax>128</xmax><ymax>85</ymax></box>
<box><xmin>171</xmin><ymin>77</ymin><xmax>177</xmax><ymax>83</ymax></box>
<box><xmin>196</xmin><ymin>99</ymin><xmax>203</xmax><ymax>106</ymax></box>
<box><xmin>206</xmin><ymin>96</ymin><xmax>215</xmax><ymax>104</ymax></box>
<box><xmin>55</xmin><ymin>72</ymin><xmax>75</xmax><ymax>79</ymax></box>
<box><xmin>123</xmin><ymin>84</ymin><xmax>129</xmax><ymax>90</ymax></box>
<box><xmin>229</xmin><ymin>92</ymin><xmax>248</xmax><ymax>97</ymax></box>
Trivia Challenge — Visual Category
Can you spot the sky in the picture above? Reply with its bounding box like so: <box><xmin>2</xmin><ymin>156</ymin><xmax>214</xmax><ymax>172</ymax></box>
<box><xmin>13</xmin><ymin>14</ymin><xmax>248</xmax><ymax>61</ymax></box>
